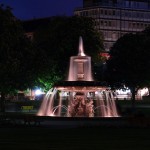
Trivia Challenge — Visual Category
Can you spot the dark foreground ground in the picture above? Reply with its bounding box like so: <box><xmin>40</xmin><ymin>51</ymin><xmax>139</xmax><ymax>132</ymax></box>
<box><xmin>1</xmin><ymin>98</ymin><xmax>150</xmax><ymax>149</ymax></box>
<box><xmin>0</xmin><ymin>121</ymin><xmax>150</xmax><ymax>150</ymax></box>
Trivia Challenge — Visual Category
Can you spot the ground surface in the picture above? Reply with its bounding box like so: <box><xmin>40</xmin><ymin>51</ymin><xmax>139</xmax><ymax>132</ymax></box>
<box><xmin>0</xmin><ymin>125</ymin><xmax>150</xmax><ymax>150</ymax></box>
<box><xmin>2</xmin><ymin>99</ymin><xmax>150</xmax><ymax>150</ymax></box>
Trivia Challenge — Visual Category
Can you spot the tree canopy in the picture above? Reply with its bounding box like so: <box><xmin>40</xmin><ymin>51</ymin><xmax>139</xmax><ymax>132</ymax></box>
<box><xmin>106</xmin><ymin>29</ymin><xmax>150</xmax><ymax>107</ymax></box>
<box><xmin>33</xmin><ymin>16</ymin><xmax>104</xmax><ymax>91</ymax></box>
<box><xmin>107</xmin><ymin>31</ymin><xmax>150</xmax><ymax>87</ymax></box>
<box><xmin>0</xmin><ymin>5</ymin><xmax>36</xmax><ymax>93</ymax></box>
<box><xmin>0</xmin><ymin>5</ymin><xmax>36</xmax><ymax>111</ymax></box>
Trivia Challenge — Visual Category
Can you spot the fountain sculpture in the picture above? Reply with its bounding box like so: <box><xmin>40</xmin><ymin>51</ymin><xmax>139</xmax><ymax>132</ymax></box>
<box><xmin>37</xmin><ymin>37</ymin><xmax>119</xmax><ymax>117</ymax></box>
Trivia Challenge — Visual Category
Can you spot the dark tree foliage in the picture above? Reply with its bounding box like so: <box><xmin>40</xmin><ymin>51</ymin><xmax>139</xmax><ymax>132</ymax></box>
<box><xmin>141</xmin><ymin>26</ymin><xmax>150</xmax><ymax>93</ymax></box>
<box><xmin>33</xmin><ymin>16</ymin><xmax>104</xmax><ymax>91</ymax></box>
<box><xmin>0</xmin><ymin>5</ymin><xmax>35</xmax><ymax>112</ymax></box>
<box><xmin>106</xmin><ymin>31</ymin><xmax>150</xmax><ymax>108</ymax></box>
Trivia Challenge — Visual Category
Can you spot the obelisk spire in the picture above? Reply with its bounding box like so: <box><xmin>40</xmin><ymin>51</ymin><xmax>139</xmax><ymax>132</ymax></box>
<box><xmin>78</xmin><ymin>36</ymin><xmax>86</xmax><ymax>56</ymax></box>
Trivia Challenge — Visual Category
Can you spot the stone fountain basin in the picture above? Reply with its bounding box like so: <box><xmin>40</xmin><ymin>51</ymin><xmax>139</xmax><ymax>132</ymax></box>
<box><xmin>54</xmin><ymin>81</ymin><xmax>110</xmax><ymax>92</ymax></box>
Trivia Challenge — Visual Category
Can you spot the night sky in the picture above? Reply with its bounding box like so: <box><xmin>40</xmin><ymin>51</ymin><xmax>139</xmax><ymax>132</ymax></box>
<box><xmin>0</xmin><ymin>0</ymin><xmax>82</xmax><ymax>20</ymax></box>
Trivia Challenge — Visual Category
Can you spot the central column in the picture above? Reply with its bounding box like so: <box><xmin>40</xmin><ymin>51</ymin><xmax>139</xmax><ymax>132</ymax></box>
<box><xmin>77</xmin><ymin>62</ymin><xmax>84</xmax><ymax>80</ymax></box>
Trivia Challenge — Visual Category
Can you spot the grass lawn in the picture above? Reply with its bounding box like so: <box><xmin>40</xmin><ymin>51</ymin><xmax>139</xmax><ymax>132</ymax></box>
<box><xmin>0</xmin><ymin>125</ymin><xmax>150</xmax><ymax>150</ymax></box>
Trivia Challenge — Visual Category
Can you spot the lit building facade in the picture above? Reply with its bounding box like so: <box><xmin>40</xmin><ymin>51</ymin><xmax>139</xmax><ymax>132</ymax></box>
<box><xmin>74</xmin><ymin>0</ymin><xmax>150</xmax><ymax>51</ymax></box>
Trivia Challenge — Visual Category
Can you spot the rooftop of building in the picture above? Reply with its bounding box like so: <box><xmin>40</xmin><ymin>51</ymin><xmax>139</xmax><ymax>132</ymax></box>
<box><xmin>82</xmin><ymin>0</ymin><xmax>150</xmax><ymax>10</ymax></box>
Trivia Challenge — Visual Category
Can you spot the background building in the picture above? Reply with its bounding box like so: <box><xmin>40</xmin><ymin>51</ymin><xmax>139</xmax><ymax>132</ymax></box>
<box><xmin>74</xmin><ymin>0</ymin><xmax>150</xmax><ymax>51</ymax></box>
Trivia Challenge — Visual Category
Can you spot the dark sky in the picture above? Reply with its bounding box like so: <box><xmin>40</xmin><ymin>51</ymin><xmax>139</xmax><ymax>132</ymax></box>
<box><xmin>0</xmin><ymin>0</ymin><xmax>82</xmax><ymax>20</ymax></box>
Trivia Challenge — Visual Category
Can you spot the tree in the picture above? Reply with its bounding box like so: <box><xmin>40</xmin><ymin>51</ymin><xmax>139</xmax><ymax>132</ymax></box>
<box><xmin>0</xmin><ymin>5</ymin><xmax>35</xmax><ymax>112</ymax></box>
<box><xmin>140</xmin><ymin>26</ymin><xmax>150</xmax><ymax>94</ymax></box>
<box><xmin>106</xmin><ymin>32</ymin><xmax>150</xmax><ymax>109</ymax></box>
<box><xmin>33</xmin><ymin>16</ymin><xmax>104</xmax><ymax>91</ymax></box>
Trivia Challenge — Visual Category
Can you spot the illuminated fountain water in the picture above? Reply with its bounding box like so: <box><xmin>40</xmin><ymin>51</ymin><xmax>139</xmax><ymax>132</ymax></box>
<box><xmin>37</xmin><ymin>37</ymin><xmax>119</xmax><ymax>117</ymax></box>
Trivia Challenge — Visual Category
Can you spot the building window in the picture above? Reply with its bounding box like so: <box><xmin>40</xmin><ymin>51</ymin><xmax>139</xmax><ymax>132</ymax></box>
<box><xmin>108</xmin><ymin>10</ymin><xmax>112</xmax><ymax>15</ymax></box>
<box><xmin>108</xmin><ymin>21</ymin><xmax>111</xmax><ymax>27</ymax></box>
<box><xmin>104</xmin><ymin>21</ymin><xmax>107</xmax><ymax>26</ymax></box>
<box><xmin>100</xmin><ymin>9</ymin><xmax>103</xmax><ymax>15</ymax></box>
<box><xmin>101</xmin><ymin>20</ymin><xmax>103</xmax><ymax>26</ymax></box>
<box><xmin>113</xmin><ymin>10</ymin><xmax>115</xmax><ymax>15</ymax></box>
<box><xmin>112</xmin><ymin>32</ymin><xmax>117</xmax><ymax>40</ymax></box>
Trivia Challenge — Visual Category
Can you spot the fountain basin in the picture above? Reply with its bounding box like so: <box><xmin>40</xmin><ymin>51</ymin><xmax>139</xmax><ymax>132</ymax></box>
<box><xmin>55</xmin><ymin>81</ymin><xmax>109</xmax><ymax>92</ymax></box>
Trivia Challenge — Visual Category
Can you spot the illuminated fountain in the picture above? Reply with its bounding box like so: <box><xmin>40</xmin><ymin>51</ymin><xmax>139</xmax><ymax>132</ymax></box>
<box><xmin>37</xmin><ymin>37</ymin><xmax>119</xmax><ymax>117</ymax></box>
